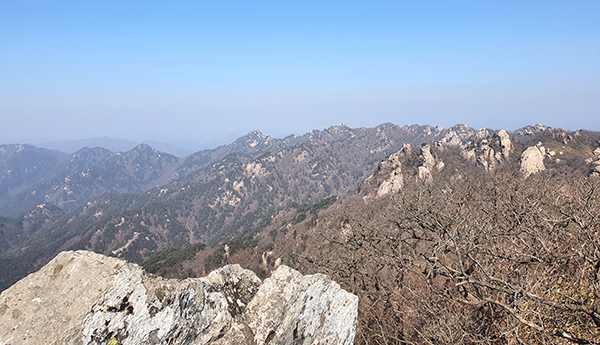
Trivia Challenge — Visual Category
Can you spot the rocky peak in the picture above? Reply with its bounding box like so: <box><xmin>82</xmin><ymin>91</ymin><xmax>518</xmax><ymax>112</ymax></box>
<box><xmin>126</xmin><ymin>144</ymin><xmax>180</xmax><ymax>163</ymax></box>
<box><xmin>375</xmin><ymin>150</ymin><xmax>404</xmax><ymax>196</ymax></box>
<box><xmin>401</xmin><ymin>124</ymin><xmax>421</xmax><ymax>133</ymax></box>
<box><xmin>0</xmin><ymin>250</ymin><xmax>358</xmax><ymax>345</ymax></box>
<box><xmin>370</xmin><ymin>143</ymin><xmax>446</xmax><ymax>192</ymax></box>
<box><xmin>462</xmin><ymin>129</ymin><xmax>513</xmax><ymax>173</ymax></box>
<box><xmin>417</xmin><ymin>144</ymin><xmax>444</xmax><ymax>182</ymax></box>
<box><xmin>514</xmin><ymin>124</ymin><xmax>549</xmax><ymax>137</ymax></box>
<box><xmin>129</xmin><ymin>143</ymin><xmax>156</xmax><ymax>154</ymax></box>
<box><xmin>497</xmin><ymin>129</ymin><xmax>513</xmax><ymax>160</ymax></box>
<box><xmin>249</xmin><ymin>129</ymin><xmax>266</xmax><ymax>138</ymax></box>
<box><xmin>520</xmin><ymin>142</ymin><xmax>546</xmax><ymax>177</ymax></box>
<box><xmin>119</xmin><ymin>144</ymin><xmax>175</xmax><ymax>163</ymax></box>
<box><xmin>366</xmin><ymin>144</ymin><xmax>415</xmax><ymax>197</ymax></box>
<box><xmin>326</xmin><ymin>123</ymin><xmax>350</xmax><ymax>132</ymax></box>
<box><xmin>420</xmin><ymin>144</ymin><xmax>436</xmax><ymax>171</ymax></box>
<box><xmin>476</xmin><ymin>128</ymin><xmax>491</xmax><ymax>140</ymax></box>
<box><xmin>233</xmin><ymin>130</ymin><xmax>274</xmax><ymax>149</ymax></box>
<box><xmin>436</xmin><ymin>124</ymin><xmax>478</xmax><ymax>147</ymax></box>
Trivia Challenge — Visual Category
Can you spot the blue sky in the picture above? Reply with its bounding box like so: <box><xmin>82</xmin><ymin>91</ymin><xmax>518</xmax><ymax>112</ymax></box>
<box><xmin>1</xmin><ymin>1</ymin><xmax>599</xmax><ymax>145</ymax></box>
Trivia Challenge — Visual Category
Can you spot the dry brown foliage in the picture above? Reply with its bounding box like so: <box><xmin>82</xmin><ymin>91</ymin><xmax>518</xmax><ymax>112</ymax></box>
<box><xmin>295</xmin><ymin>171</ymin><xmax>600</xmax><ymax>344</ymax></box>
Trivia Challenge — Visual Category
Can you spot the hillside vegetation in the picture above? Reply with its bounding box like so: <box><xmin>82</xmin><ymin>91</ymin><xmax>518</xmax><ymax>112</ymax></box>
<box><xmin>2</xmin><ymin>123</ymin><xmax>600</xmax><ymax>345</ymax></box>
<box><xmin>135</xmin><ymin>126</ymin><xmax>600</xmax><ymax>344</ymax></box>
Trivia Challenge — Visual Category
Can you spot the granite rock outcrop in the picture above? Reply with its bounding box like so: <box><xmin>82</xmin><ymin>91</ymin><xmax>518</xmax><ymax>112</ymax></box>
<box><xmin>591</xmin><ymin>148</ymin><xmax>600</xmax><ymax>177</ymax></box>
<box><xmin>462</xmin><ymin>129</ymin><xmax>513</xmax><ymax>173</ymax></box>
<box><xmin>375</xmin><ymin>149</ymin><xmax>404</xmax><ymax>196</ymax></box>
<box><xmin>520</xmin><ymin>142</ymin><xmax>547</xmax><ymax>177</ymax></box>
<box><xmin>0</xmin><ymin>250</ymin><xmax>357</xmax><ymax>345</ymax></box>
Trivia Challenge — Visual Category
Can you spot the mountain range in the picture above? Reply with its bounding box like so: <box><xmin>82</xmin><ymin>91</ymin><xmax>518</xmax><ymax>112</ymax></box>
<box><xmin>1</xmin><ymin>123</ymin><xmax>599</xmax><ymax>293</ymax></box>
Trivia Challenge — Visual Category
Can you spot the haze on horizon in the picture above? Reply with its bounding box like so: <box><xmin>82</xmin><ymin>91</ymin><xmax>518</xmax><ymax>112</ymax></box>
<box><xmin>1</xmin><ymin>1</ymin><xmax>599</xmax><ymax>147</ymax></box>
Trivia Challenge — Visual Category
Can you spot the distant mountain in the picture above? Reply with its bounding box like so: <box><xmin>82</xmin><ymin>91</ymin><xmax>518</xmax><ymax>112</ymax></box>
<box><xmin>192</xmin><ymin>133</ymin><xmax>240</xmax><ymax>151</ymax></box>
<box><xmin>126</xmin><ymin>125</ymin><xmax>600</xmax><ymax>344</ymax></box>
<box><xmin>0</xmin><ymin>145</ymin><xmax>183</xmax><ymax>216</ymax></box>
<box><xmin>36</xmin><ymin>137</ymin><xmax>197</xmax><ymax>157</ymax></box>
<box><xmin>0</xmin><ymin>130</ymin><xmax>297</xmax><ymax>216</ymax></box>
<box><xmin>141</xmin><ymin>140</ymin><xmax>193</xmax><ymax>157</ymax></box>
<box><xmin>0</xmin><ymin>123</ymin><xmax>477</xmax><ymax>288</ymax></box>
<box><xmin>36</xmin><ymin>137</ymin><xmax>140</xmax><ymax>154</ymax></box>
<box><xmin>0</xmin><ymin>144</ymin><xmax>69</xmax><ymax>209</ymax></box>
<box><xmin>1</xmin><ymin>123</ymin><xmax>599</xmax><ymax>292</ymax></box>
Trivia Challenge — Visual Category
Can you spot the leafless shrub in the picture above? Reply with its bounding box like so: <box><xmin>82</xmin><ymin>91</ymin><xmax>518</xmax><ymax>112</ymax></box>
<box><xmin>299</xmin><ymin>170</ymin><xmax>600</xmax><ymax>344</ymax></box>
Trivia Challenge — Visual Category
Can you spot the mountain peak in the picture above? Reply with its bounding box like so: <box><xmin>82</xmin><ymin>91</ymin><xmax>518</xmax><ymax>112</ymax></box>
<box><xmin>231</xmin><ymin>129</ymin><xmax>274</xmax><ymax>149</ymax></box>
<box><xmin>127</xmin><ymin>143</ymin><xmax>166</xmax><ymax>156</ymax></box>
<box><xmin>248</xmin><ymin>129</ymin><xmax>265</xmax><ymax>138</ymax></box>
<box><xmin>133</xmin><ymin>143</ymin><xmax>154</xmax><ymax>151</ymax></box>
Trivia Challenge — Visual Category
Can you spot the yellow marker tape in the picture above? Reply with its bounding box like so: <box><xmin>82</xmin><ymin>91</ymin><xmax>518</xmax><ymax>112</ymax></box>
<box><xmin>69</xmin><ymin>265</ymin><xmax>74</xmax><ymax>270</ymax></box>
<box><xmin>102</xmin><ymin>307</ymin><xmax>108</xmax><ymax>313</ymax></box>
<box><xmin>108</xmin><ymin>337</ymin><xmax>118</xmax><ymax>345</ymax></box>
<box><xmin>165</xmin><ymin>291</ymin><xmax>170</xmax><ymax>297</ymax></box>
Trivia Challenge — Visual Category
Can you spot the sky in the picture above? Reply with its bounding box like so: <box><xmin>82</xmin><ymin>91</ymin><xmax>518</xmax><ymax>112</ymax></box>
<box><xmin>1</xmin><ymin>1</ymin><xmax>599</xmax><ymax>147</ymax></box>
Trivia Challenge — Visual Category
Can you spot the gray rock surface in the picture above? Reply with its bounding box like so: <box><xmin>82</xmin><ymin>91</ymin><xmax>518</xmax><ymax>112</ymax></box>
<box><xmin>462</xmin><ymin>129</ymin><xmax>513</xmax><ymax>173</ymax></box>
<box><xmin>0</xmin><ymin>251</ymin><xmax>357</xmax><ymax>345</ymax></box>
<box><xmin>376</xmin><ymin>151</ymin><xmax>404</xmax><ymax>196</ymax></box>
<box><xmin>591</xmin><ymin>161</ymin><xmax>600</xmax><ymax>177</ymax></box>
<box><xmin>243</xmin><ymin>266</ymin><xmax>357</xmax><ymax>345</ymax></box>
<box><xmin>417</xmin><ymin>144</ymin><xmax>442</xmax><ymax>182</ymax></box>
<box><xmin>436</xmin><ymin>124</ymin><xmax>477</xmax><ymax>147</ymax></box>
<box><xmin>520</xmin><ymin>143</ymin><xmax>546</xmax><ymax>177</ymax></box>
<box><xmin>417</xmin><ymin>165</ymin><xmax>432</xmax><ymax>181</ymax></box>
<box><xmin>591</xmin><ymin>148</ymin><xmax>600</xmax><ymax>177</ymax></box>
<box><xmin>497</xmin><ymin>129</ymin><xmax>514</xmax><ymax>160</ymax></box>
<box><xmin>475</xmin><ymin>142</ymin><xmax>496</xmax><ymax>172</ymax></box>
<box><xmin>420</xmin><ymin>144</ymin><xmax>436</xmax><ymax>172</ymax></box>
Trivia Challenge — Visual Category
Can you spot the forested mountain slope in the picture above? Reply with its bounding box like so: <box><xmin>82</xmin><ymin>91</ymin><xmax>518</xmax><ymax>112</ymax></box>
<box><xmin>1</xmin><ymin>123</ymin><xmax>599</xmax><ymax>299</ymax></box>
<box><xmin>177</xmin><ymin>131</ymin><xmax>600</xmax><ymax>344</ymax></box>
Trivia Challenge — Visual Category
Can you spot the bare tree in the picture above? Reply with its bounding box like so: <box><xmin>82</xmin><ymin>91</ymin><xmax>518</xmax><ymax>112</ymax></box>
<box><xmin>298</xmin><ymin>170</ymin><xmax>600</xmax><ymax>344</ymax></box>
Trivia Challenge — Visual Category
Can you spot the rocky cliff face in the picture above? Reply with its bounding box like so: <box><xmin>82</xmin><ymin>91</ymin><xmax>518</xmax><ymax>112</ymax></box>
<box><xmin>0</xmin><ymin>251</ymin><xmax>357</xmax><ymax>345</ymax></box>
<box><xmin>416</xmin><ymin>144</ymin><xmax>444</xmax><ymax>182</ymax></box>
<box><xmin>520</xmin><ymin>143</ymin><xmax>547</xmax><ymax>177</ymax></box>
<box><xmin>461</xmin><ymin>129</ymin><xmax>513</xmax><ymax>173</ymax></box>
<box><xmin>375</xmin><ymin>148</ymin><xmax>405</xmax><ymax>196</ymax></box>
<box><xmin>591</xmin><ymin>148</ymin><xmax>600</xmax><ymax>177</ymax></box>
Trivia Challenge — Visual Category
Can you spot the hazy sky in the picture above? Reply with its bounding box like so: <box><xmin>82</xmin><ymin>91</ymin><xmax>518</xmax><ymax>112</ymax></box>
<box><xmin>1</xmin><ymin>1</ymin><xmax>599</xmax><ymax>145</ymax></box>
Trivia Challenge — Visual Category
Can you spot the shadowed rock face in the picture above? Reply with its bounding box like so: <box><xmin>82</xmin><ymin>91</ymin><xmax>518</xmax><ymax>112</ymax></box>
<box><xmin>0</xmin><ymin>251</ymin><xmax>357</xmax><ymax>345</ymax></box>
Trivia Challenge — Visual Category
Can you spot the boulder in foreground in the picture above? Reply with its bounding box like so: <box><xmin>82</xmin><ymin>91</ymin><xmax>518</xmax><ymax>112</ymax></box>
<box><xmin>0</xmin><ymin>250</ymin><xmax>357</xmax><ymax>345</ymax></box>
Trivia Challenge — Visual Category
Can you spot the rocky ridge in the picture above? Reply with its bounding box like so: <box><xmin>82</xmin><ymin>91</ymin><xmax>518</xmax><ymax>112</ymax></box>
<box><xmin>461</xmin><ymin>129</ymin><xmax>513</xmax><ymax>173</ymax></box>
<box><xmin>3</xmin><ymin>124</ymin><xmax>600</xmax><ymax>293</ymax></box>
<box><xmin>0</xmin><ymin>250</ymin><xmax>357</xmax><ymax>345</ymax></box>
<box><xmin>365</xmin><ymin>124</ymin><xmax>600</xmax><ymax>196</ymax></box>
<box><xmin>0</xmin><ymin>124</ymin><xmax>474</xmax><ymax>217</ymax></box>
